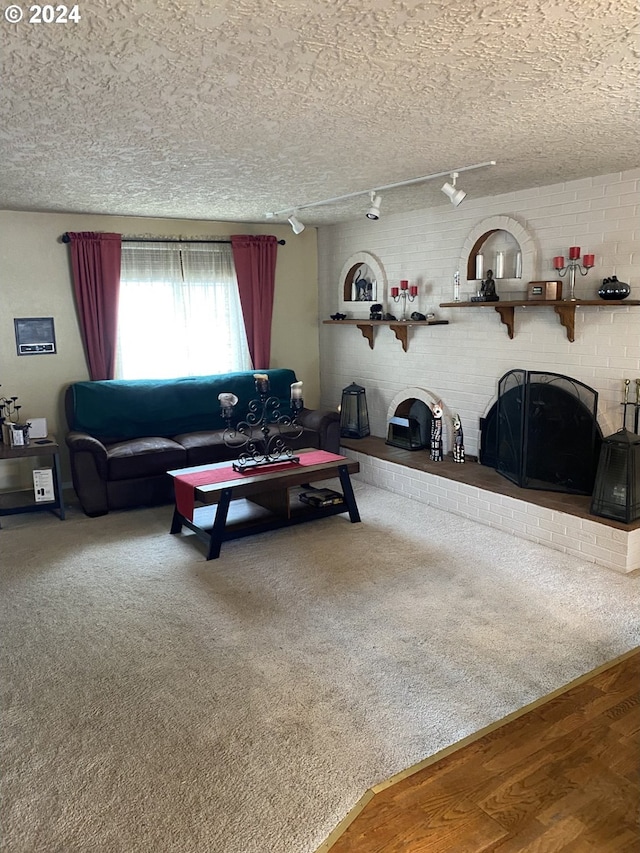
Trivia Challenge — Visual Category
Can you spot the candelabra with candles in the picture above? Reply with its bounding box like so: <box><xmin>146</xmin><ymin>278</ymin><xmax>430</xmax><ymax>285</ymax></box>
<box><xmin>219</xmin><ymin>374</ymin><xmax>304</xmax><ymax>472</ymax></box>
<box><xmin>0</xmin><ymin>393</ymin><xmax>22</xmax><ymax>424</ymax></box>
<box><xmin>553</xmin><ymin>247</ymin><xmax>595</xmax><ymax>301</ymax></box>
<box><xmin>390</xmin><ymin>280</ymin><xmax>418</xmax><ymax>320</ymax></box>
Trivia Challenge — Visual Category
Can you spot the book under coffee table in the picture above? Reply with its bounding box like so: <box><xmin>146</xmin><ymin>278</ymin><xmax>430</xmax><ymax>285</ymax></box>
<box><xmin>167</xmin><ymin>449</ymin><xmax>360</xmax><ymax>560</ymax></box>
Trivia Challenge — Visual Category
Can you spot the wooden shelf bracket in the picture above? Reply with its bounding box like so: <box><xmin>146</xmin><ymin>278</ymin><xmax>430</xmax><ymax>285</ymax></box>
<box><xmin>323</xmin><ymin>319</ymin><xmax>448</xmax><ymax>351</ymax></box>
<box><xmin>439</xmin><ymin>299</ymin><xmax>639</xmax><ymax>342</ymax></box>
<box><xmin>355</xmin><ymin>323</ymin><xmax>375</xmax><ymax>349</ymax></box>
<box><xmin>553</xmin><ymin>304</ymin><xmax>576</xmax><ymax>342</ymax></box>
<box><xmin>494</xmin><ymin>305</ymin><xmax>515</xmax><ymax>339</ymax></box>
<box><xmin>389</xmin><ymin>323</ymin><xmax>409</xmax><ymax>352</ymax></box>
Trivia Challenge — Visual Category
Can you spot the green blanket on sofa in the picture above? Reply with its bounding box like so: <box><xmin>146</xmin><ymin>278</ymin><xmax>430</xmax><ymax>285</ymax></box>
<box><xmin>68</xmin><ymin>369</ymin><xmax>299</xmax><ymax>441</ymax></box>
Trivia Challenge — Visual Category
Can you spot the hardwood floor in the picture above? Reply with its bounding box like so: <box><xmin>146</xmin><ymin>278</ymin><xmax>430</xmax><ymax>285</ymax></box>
<box><xmin>327</xmin><ymin>649</ymin><xmax>640</xmax><ymax>852</ymax></box>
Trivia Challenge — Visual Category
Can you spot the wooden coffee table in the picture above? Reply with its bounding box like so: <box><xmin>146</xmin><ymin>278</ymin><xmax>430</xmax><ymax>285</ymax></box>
<box><xmin>167</xmin><ymin>449</ymin><xmax>360</xmax><ymax>560</ymax></box>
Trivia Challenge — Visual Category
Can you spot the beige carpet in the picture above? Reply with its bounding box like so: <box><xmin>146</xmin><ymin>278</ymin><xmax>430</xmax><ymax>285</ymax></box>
<box><xmin>1</xmin><ymin>478</ymin><xmax>639</xmax><ymax>852</ymax></box>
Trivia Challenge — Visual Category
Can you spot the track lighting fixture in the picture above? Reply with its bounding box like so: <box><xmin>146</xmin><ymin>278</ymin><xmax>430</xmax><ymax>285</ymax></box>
<box><xmin>287</xmin><ymin>213</ymin><xmax>305</xmax><ymax>234</ymax></box>
<box><xmin>366</xmin><ymin>192</ymin><xmax>382</xmax><ymax>220</ymax></box>
<box><xmin>440</xmin><ymin>172</ymin><xmax>467</xmax><ymax>207</ymax></box>
<box><xmin>267</xmin><ymin>160</ymin><xmax>494</xmax><ymax>230</ymax></box>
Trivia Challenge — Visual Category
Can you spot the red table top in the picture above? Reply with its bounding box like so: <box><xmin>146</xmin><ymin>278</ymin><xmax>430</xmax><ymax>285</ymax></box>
<box><xmin>171</xmin><ymin>450</ymin><xmax>348</xmax><ymax>520</ymax></box>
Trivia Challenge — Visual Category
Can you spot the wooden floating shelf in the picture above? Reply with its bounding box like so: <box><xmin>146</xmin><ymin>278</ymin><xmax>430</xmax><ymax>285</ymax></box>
<box><xmin>323</xmin><ymin>319</ymin><xmax>449</xmax><ymax>351</ymax></box>
<box><xmin>438</xmin><ymin>299</ymin><xmax>640</xmax><ymax>342</ymax></box>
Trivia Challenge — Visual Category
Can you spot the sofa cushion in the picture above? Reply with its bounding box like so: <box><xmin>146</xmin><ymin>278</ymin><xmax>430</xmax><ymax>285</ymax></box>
<box><xmin>67</xmin><ymin>370</ymin><xmax>299</xmax><ymax>441</ymax></box>
<box><xmin>174</xmin><ymin>431</ymin><xmax>240</xmax><ymax>467</ymax></box>
<box><xmin>107</xmin><ymin>437</ymin><xmax>187</xmax><ymax>480</ymax></box>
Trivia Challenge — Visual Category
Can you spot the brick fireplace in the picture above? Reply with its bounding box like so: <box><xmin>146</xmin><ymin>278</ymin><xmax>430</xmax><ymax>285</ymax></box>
<box><xmin>319</xmin><ymin>170</ymin><xmax>639</xmax><ymax>574</ymax></box>
<box><xmin>340</xmin><ymin>383</ymin><xmax>639</xmax><ymax>574</ymax></box>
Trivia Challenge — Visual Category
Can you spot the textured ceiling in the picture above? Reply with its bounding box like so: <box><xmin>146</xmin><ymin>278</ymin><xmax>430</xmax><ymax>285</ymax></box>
<box><xmin>1</xmin><ymin>0</ymin><xmax>638</xmax><ymax>225</ymax></box>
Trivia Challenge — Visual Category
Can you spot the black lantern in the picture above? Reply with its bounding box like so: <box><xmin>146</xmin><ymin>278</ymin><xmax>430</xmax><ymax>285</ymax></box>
<box><xmin>340</xmin><ymin>382</ymin><xmax>370</xmax><ymax>438</ymax></box>
<box><xmin>590</xmin><ymin>429</ymin><xmax>640</xmax><ymax>523</ymax></box>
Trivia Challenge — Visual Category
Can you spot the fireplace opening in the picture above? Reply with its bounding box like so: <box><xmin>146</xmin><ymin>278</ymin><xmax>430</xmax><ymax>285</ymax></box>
<box><xmin>386</xmin><ymin>399</ymin><xmax>431</xmax><ymax>450</ymax></box>
<box><xmin>479</xmin><ymin>370</ymin><xmax>603</xmax><ymax>495</ymax></box>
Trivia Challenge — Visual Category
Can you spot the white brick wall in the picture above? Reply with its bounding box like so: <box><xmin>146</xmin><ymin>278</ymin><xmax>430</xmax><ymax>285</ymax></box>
<box><xmin>318</xmin><ymin>170</ymin><xmax>640</xmax><ymax>456</ymax></box>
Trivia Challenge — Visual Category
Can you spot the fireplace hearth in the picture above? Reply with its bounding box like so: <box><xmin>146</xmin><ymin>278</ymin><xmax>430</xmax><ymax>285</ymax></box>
<box><xmin>480</xmin><ymin>370</ymin><xmax>603</xmax><ymax>495</ymax></box>
<box><xmin>340</xmin><ymin>434</ymin><xmax>640</xmax><ymax>573</ymax></box>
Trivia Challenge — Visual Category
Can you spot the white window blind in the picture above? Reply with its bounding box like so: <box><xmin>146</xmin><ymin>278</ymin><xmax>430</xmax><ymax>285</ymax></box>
<box><xmin>116</xmin><ymin>241</ymin><xmax>252</xmax><ymax>379</ymax></box>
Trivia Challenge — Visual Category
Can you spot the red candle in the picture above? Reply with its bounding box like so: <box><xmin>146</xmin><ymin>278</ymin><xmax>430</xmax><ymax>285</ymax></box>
<box><xmin>410</xmin><ymin>285</ymin><xmax>418</xmax><ymax>296</ymax></box>
<box><xmin>569</xmin><ymin>246</ymin><xmax>580</xmax><ymax>260</ymax></box>
<box><xmin>553</xmin><ymin>256</ymin><xmax>564</xmax><ymax>270</ymax></box>
<box><xmin>400</xmin><ymin>279</ymin><xmax>409</xmax><ymax>290</ymax></box>
<box><xmin>391</xmin><ymin>286</ymin><xmax>399</xmax><ymax>297</ymax></box>
<box><xmin>583</xmin><ymin>254</ymin><xmax>595</xmax><ymax>268</ymax></box>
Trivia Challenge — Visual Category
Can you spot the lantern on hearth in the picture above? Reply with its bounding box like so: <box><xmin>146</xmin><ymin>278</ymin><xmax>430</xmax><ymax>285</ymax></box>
<box><xmin>590</xmin><ymin>429</ymin><xmax>640</xmax><ymax>523</ymax></box>
<box><xmin>339</xmin><ymin>382</ymin><xmax>370</xmax><ymax>438</ymax></box>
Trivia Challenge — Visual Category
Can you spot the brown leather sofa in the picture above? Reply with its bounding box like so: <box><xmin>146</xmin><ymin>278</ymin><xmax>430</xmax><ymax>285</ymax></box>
<box><xmin>65</xmin><ymin>370</ymin><xmax>339</xmax><ymax>516</ymax></box>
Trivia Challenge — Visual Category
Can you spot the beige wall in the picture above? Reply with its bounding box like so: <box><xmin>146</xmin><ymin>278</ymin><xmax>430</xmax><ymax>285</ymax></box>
<box><xmin>0</xmin><ymin>211</ymin><xmax>319</xmax><ymax>488</ymax></box>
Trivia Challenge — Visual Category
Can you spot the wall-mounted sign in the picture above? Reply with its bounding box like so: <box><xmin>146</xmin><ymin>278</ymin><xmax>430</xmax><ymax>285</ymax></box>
<box><xmin>14</xmin><ymin>317</ymin><xmax>57</xmax><ymax>355</ymax></box>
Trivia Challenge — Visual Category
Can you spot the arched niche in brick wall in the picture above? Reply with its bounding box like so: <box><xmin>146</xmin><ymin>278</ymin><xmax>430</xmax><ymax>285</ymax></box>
<box><xmin>387</xmin><ymin>386</ymin><xmax>451</xmax><ymax>450</ymax></box>
<box><xmin>460</xmin><ymin>215</ymin><xmax>539</xmax><ymax>291</ymax></box>
<box><xmin>338</xmin><ymin>251</ymin><xmax>388</xmax><ymax>313</ymax></box>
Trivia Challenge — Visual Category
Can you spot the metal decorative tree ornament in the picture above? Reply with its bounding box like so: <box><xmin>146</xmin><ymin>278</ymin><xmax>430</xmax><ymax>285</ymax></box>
<box><xmin>220</xmin><ymin>375</ymin><xmax>303</xmax><ymax>473</ymax></box>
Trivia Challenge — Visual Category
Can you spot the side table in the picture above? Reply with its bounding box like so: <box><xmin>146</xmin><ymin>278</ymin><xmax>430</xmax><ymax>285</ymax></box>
<box><xmin>0</xmin><ymin>436</ymin><xmax>66</xmax><ymax>521</ymax></box>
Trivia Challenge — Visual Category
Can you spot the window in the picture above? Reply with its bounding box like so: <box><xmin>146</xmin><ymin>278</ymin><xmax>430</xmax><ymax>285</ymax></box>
<box><xmin>116</xmin><ymin>241</ymin><xmax>252</xmax><ymax>379</ymax></box>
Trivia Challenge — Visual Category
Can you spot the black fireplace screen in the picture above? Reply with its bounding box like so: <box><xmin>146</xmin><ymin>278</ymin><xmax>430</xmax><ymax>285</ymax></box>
<box><xmin>480</xmin><ymin>370</ymin><xmax>603</xmax><ymax>494</ymax></box>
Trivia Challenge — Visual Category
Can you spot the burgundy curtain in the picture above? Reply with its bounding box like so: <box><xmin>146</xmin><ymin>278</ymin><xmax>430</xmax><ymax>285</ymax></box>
<box><xmin>231</xmin><ymin>235</ymin><xmax>278</xmax><ymax>369</ymax></box>
<box><xmin>67</xmin><ymin>232</ymin><xmax>122</xmax><ymax>380</ymax></box>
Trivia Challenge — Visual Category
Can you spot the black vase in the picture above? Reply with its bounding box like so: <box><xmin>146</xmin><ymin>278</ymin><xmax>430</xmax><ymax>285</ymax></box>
<box><xmin>598</xmin><ymin>276</ymin><xmax>630</xmax><ymax>300</ymax></box>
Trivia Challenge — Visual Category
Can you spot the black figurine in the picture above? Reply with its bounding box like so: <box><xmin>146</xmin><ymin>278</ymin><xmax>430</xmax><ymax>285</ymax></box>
<box><xmin>452</xmin><ymin>413</ymin><xmax>465</xmax><ymax>463</ymax></box>
<box><xmin>480</xmin><ymin>269</ymin><xmax>499</xmax><ymax>301</ymax></box>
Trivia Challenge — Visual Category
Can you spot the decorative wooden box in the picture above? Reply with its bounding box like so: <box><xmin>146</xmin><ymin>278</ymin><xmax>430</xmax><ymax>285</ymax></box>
<box><xmin>527</xmin><ymin>281</ymin><xmax>563</xmax><ymax>300</ymax></box>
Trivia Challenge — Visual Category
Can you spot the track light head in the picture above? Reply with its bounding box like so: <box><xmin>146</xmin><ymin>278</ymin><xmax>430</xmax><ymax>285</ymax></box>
<box><xmin>269</xmin><ymin>161</ymin><xmax>495</xmax><ymax>221</ymax></box>
<box><xmin>366</xmin><ymin>192</ymin><xmax>382</xmax><ymax>220</ymax></box>
<box><xmin>287</xmin><ymin>213</ymin><xmax>305</xmax><ymax>234</ymax></box>
<box><xmin>441</xmin><ymin>172</ymin><xmax>467</xmax><ymax>207</ymax></box>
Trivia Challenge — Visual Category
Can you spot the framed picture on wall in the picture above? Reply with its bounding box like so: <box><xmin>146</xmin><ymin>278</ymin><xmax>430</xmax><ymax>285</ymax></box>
<box><xmin>14</xmin><ymin>317</ymin><xmax>57</xmax><ymax>355</ymax></box>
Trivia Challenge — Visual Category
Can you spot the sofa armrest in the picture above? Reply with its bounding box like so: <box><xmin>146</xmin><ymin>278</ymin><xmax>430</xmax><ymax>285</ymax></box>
<box><xmin>65</xmin><ymin>431</ymin><xmax>110</xmax><ymax>515</ymax></box>
<box><xmin>298</xmin><ymin>407</ymin><xmax>341</xmax><ymax>454</ymax></box>
<box><xmin>66</xmin><ymin>431</ymin><xmax>108</xmax><ymax>474</ymax></box>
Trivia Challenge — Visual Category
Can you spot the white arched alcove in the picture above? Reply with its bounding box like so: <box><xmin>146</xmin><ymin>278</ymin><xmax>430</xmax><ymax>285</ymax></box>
<box><xmin>338</xmin><ymin>250</ymin><xmax>388</xmax><ymax>314</ymax></box>
<box><xmin>460</xmin><ymin>215</ymin><xmax>539</xmax><ymax>294</ymax></box>
<box><xmin>386</xmin><ymin>386</ymin><xmax>452</xmax><ymax>449</ymax></box>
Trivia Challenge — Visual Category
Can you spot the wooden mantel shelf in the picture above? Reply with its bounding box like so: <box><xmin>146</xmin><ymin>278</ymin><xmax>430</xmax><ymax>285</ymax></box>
<box><xmin>323</xmin><ymin>318</ymin><xmax>448</xmax><ymax>351</ymax></box>
<box><xmin>438</xmin><ymin>299</ymin><xmax>640</xmax><ymax>342</ymax></box>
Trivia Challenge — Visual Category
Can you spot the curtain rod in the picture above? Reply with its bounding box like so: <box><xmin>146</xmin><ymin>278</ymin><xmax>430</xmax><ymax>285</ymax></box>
<box><xmin>61</xmin><ymin>234</ymin><xmax>286</xmax><ymax>245</ymax></box>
